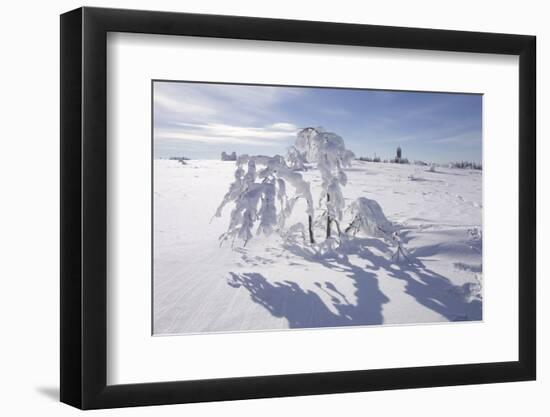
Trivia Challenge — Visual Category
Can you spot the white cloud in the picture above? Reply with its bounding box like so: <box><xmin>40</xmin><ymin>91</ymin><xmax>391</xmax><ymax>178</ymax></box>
<box><xmin>269</xmin><ymin>122</ymin><xmax>298</xmax><ymax>132</ymax></box>
<box><xmin>155</xmin><ymin>122</ymin><xmax>298</xmax><ymax>146</ymax></box>
<box><xmin>154</xmin><ymin>90</ymin><xmax>217</xmax><ymax>119</ymax></box>
<box><xmin>153</xmin><ymin>81</ymin><xmax>303</xmax><ymax>126</ymax></box>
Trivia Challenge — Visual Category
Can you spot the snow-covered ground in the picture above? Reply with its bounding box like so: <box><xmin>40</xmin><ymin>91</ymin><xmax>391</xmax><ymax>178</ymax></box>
<box><xmin>153</xmin><ymin>159</ymin><xmax>482</xmax><ymax>335</ymax></box>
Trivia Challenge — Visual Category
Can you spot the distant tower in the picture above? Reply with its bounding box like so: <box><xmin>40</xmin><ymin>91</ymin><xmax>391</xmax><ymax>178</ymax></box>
<box><xmin>396</xmin><ymin>146</ymin><xmax>402</xmax><ymax>160</ymax></box>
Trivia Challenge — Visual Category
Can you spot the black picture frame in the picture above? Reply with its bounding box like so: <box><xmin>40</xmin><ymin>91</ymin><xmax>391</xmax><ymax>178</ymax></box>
<box><xmin>60</xmin><ymin>6</ymin><xmax>536</xmax><ymax>410</ymax></box>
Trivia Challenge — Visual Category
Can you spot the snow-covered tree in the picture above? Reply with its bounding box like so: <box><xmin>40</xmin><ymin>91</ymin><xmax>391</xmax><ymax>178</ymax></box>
<box><xmin>286</xmin><ymin>146</ymin><xmax>308</xmax><ymax>171</ymax></box>
<box><xmin>345</xmin><ymin>197</ymin><xmax>411</xmax><ymax>263</ymax></box>
<box><xmin>214</xmin><ymin>126</ymin><xmax>411</xmax><ymax>264</ymax></box>
<box><xmin>215</xmin><ymin>154</ymin><xmax>315</xmax><ymax>245</ymax></box>
<box><xmin>390</xmin><ymin>232</ymin><xmax>412</xmax><ymax>263</ymax></box>
<box><xmin>295</xmin><ymin>127</ymin><xmax>355</xmax><ymax>238</ymax></box>
<box><xmin>345</xmin><ymin>197</ymin><xmax>393</xmax><ymax>238</ymax></box>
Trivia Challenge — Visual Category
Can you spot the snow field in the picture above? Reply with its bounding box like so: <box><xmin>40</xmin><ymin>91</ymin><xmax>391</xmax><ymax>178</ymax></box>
<box><xmin>153</xmin><ymin>159</ymin><xmax>482</xmax><ymax>334</ymax></box>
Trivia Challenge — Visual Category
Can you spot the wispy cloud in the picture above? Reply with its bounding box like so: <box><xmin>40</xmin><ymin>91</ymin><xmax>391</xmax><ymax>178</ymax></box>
<box><xmin>154</xmin><ymin>90</ymin><xmax>217</xmax><ymax>119</ymax></box>
<box><xmin>155</xmin><ymin>122</ymin><xmax>298</xmax><ymax>146</ymax></box>
<box><xmin>154</xmin><ymin>81</ymin><xmax>303</xmax><ymax>126</ymax></box>
<box><xmin>153</xmin><ymin>81</ymin><xmax>482</xmax><ymax>162</ymax></box>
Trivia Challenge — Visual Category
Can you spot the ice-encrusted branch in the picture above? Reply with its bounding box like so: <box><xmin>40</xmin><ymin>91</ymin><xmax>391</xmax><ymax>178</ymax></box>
<box><xmin>296</xmin><ymin>127</ymin><xmax>354</xmax><ymax>238</ymax></box>
<box><xmin>216</xmin><ymin>154</ymin><xmax>315</xmax><ymax>245</ymax></box>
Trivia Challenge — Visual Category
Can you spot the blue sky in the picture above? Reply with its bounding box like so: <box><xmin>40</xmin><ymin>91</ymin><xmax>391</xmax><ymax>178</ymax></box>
<box><xmin>153</xmin><ymin>81</ymin><xmax>482</xmax><ymax>163</ymax></box>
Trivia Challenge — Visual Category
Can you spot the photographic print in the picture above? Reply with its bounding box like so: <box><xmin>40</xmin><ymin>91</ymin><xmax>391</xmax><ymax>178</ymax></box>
<box><xmin>153</xmin><ymin>81</ymin><xmax>483</xmax><ymax>336</ymax></box>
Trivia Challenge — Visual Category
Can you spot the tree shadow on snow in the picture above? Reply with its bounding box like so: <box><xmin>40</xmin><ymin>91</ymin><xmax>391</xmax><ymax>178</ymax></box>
<box><xmin>228</xmin><ymin>237</ymin><xmax>482</xmax><ymax>329</ymax></box>
<box><xmin>347</xmin><ymin>238</ymin><xmax>482</xmax><ymax>322</ymax></box>
<box><xmin>228</xmin><ymin>266</ymin><xmax>388</xmax><ymax>328</ymax></box>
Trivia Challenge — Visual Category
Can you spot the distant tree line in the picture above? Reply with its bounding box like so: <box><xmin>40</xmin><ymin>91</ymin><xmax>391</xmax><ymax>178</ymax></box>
<box><xmin>169</xmin><ymin>156</ymin><xmax>190</xmax><ymax>165</ymax></box>
<box><xmin>356</xmin><ymin>145</ymin><xmax>481</xmax><ymax>170</ymax></box>
<box><xmin>356</xmin><ymin>157</ymin><xmax>482</xmax><ymax>170</ymax></box>
<box><xmin>357</xmin><ymin>146</ymin><xmax>408</xmax><ymax>164</ymax></box>
<box><xmin>356</xmin><ymin>156</ymin><xmax>409</xmax><ymax>164</ymax></box>
<box><xmin>357</xmin><ymin>155</ymin><xmax>381</xmax><ymax>163</ymax></box>
<box><xmin>449</xmin><ymin>161</ymin><xmax>482</xmax><ymax>170</ymax></box>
